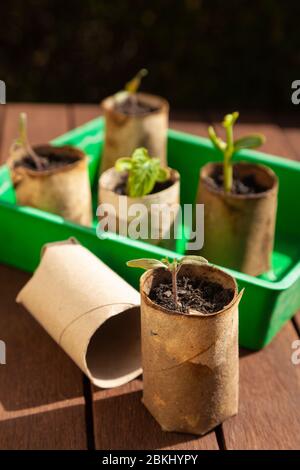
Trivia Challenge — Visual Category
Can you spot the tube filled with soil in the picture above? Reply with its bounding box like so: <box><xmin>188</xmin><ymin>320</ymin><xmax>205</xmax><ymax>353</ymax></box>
<box><xmin>8</xmin><ymin>144</ymin><xmax>92</xmax><ymax>226</ymax></box>
<box><xmin>98</xmin><ymin>167</ymin><xmax>180</xmax><ymax>249</ymax></box>
<box><xmin>197</xmin><ymin>162</ymin><xmax>278</xmax><ymax>276</ymax></box>
<box><xmin>16</xmin><ymin>239</ymin><xmax>142</xmax><ymax>388</ymax></box>
<box><xmin>140</xmin><ymin>263</ymin><xmax>243</xmax><ymax>435</ymax></box>
<box><xmin>100</xmin><ymin>92</ymin><xmax>169</xmax><ymax>172</ymax></box>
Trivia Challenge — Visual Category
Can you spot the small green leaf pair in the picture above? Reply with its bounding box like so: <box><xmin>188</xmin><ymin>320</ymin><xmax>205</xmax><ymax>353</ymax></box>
<box><xmin>127</xmin><ymin>256</ymin><xmax>208</xmax><ymax>310</ymax></box>
<box><xmin>115</xmin><ymin>148</ymin><xmax>170</xmax><ymax>198</ymax></box>
<box><xmin>208</xmin><ymin>112</ymin><xmax>265</xmax><ymax>192</ymax></box>
<box><xmin>127</xmin><ymin>255</ymin><xmax>208</xmax><ymax>271</ymax></box>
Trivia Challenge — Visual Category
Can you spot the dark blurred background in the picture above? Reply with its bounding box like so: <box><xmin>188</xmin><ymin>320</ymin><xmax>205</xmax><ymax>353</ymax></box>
<box><xmin>0</xmin><ymin>0</ymin><xmax>299</xmax><ymax>111</ymax></box>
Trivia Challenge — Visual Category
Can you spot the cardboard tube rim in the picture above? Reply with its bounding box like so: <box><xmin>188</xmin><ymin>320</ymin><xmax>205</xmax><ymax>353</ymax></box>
<box><xmin>140</xmin><ymin>264</ymin><xmax>241</xmax><ymax>319</ymax></box>
<box><xmin>10</xmin><ymin>144</ymin><xmax>87</xmax><ymax>177</ymax></box>
<box><xmin>200</xmin><ymin>161</ymin><xmax>278</xmax><ymax>200</ymax></box>
<box><xmin>99</xmin><ymin>167</ymin><xmax>180</xmax><ymax>201</ymax></box>
<box><xmin>16</xmin><ymin>239</ymin><xmax>142</xmax><ymax>389</ymax></box>
<box><xmin>82</xmin><ymin>304</ymin><xmax>142</xmax><ymax>388</ymax></box>
<box><xmin>100</xmin><ymin>92</ymin><xmax>170</xmax><ymax>119</ymax></box>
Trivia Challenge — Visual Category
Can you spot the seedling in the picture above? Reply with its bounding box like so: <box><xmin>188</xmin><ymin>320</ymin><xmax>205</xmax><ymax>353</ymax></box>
<box><xmin>127</xmin><ymin>255</ymin><xmax>208</xmax><ymax>310</ymax></box>
<box><xmin>208</xmin><ymin>112</ymin><xmax>265</xmax><ymax>192</ymax></box>
<box><xmin>115</xmin><ymin>69</ymin><xmax>148</xmax><ymax>104</ymax></box>
<box><xmin>15</xmin><ymin>113</ymin><xmax>45</xmax><ymax>171</ymax></box>
<box><xmin>115</xmin><ymin>147</ymin><xmax>170</xmax><ymax>197</ymax></box>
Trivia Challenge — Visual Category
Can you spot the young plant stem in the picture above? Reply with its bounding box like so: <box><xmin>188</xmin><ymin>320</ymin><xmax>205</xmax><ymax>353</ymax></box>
<box><xmin>224</xmin><ymin>119</ymin><xmax>234</xmax><ymax>193</ymax></box>
<box><xmin>223</xmin><ymin>153</ymin><xmax>233</xmax><ymax>193</ymax></box>
<box><xmin>19</xmin><ymin>113</ymin><xmax>44</xmax><ymax>171</ymax></box>
<box><xmin>171</xmin><ymin>259</ymin><xmax>178</xmax><ymax>310</ymax></box>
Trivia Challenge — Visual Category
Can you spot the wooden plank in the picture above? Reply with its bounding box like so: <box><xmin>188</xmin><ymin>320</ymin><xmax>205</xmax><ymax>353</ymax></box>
<box><xmin>0</xmin><ymin>104</ymin><xmax>88</xmax><ymax>449</ymax></box>
<box><xmin>0</xmin><ymin>265</ymin><xmax>87</xmax><ymax>449</ymax></box>
<box><xmin>0</xmin><ymin>103</ymin><xmax>70</xmax><ymax>163</ymax></box>
<box><xmin>92</xmin><ymin>380</ymin><xmax>218</xmax><ymax>450</ymax></box>
<box><xmin>223</xmin><ymin>323</ymin><xmax>300</xmax><ymax>450</ymax></box>
<box><xmin>276</xmin><ymin>114</ymin><xmax>300</xmax><ymax>161</ymax></box>
<box><xmin>170</xmin><ymin>111</ymin><xmax>208</xmax><ymax>137</ymax></box>
<box><xmin>70</xmin><ymin>107</ymin><xmax>219</xmax><ymax>450</ymax></box>
<box><xmin>72</xmin><ymin>104</ymin><xmax>100</xmax><ymax>127</ymax></box>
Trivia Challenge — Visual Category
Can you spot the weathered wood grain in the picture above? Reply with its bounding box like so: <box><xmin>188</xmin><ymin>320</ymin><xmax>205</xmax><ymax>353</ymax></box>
<box><xmin>0</xmin><ymin>104</ymin><xmax>88</xmax><ymax>449</ymax></box>
<box><xmin>276</xmin><ymin>114</ymin><xmax>300</xmax><ymax>160</ymax></box>
<box><xmin>223</xmin><ymin>322</ymin><xmax>300</xmax><ymax>450</ymax></box>
<box><xmin>92</xmin><ymin>380</ymin><xmax>219</xmax><ymax>450</ymax></box>
<box><xmin>72</xmin><ymin>104</ymin><xmax>100</xmax><ymax>127</ymax></box>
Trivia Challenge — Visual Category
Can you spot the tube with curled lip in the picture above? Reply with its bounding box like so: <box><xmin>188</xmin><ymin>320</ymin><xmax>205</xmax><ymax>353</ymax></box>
<box><xmin>140</xmin><ymin>263</ymin><xmax>243</xmax><ymax>435</ymax></box>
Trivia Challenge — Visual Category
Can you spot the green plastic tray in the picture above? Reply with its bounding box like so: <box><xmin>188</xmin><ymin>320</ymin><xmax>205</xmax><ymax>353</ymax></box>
<box><xmin>0</xmin><ymin>117</ymin><xmax>299</xmax><ymax>350</ymax></box>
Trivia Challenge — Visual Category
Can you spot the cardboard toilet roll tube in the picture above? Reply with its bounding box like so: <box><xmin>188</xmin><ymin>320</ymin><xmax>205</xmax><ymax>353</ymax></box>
<box><xmin>100</xmin><ymin>92</ymin><xmax>169</xmax><ymax>172</ymax></box>
<box><xmin>8</xmin><ymin>144</ymin><xmax>92</xmax><ymax>226</ymax></box>
<box><xmin>140</xmin><ymin>263</ymin><xmax>243</xmax><ymax>435</ymax></box>
<box><xmin>16</xmin><ymin>239</ymin><xmax>142</xmax><ymax>388</ymax></box>
<box><xmin>98</xmin><ymin>167</ymin><xmax>180</xmax><ymax>249</ymax></box>
<box><xmin>197</xmin><ymin>162</ymin><xmax>278</xmax><ymax>276</ymax></box>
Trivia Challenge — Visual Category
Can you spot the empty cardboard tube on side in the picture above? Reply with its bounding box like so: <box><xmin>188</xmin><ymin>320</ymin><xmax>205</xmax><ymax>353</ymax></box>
<box><xmin>8</xmin><ymin>144</ymin><xmax>92</xmax><ymax>226</ymax></box>
<box><xmin>100</xmin><ymin>92</ymin><xmax>169</xmax><ymax>173</ymax></box>
<box><xmin>16</xmin><ymin>239</ymin><xmax>142</xmax><ymax>388</ymax></box>
<box><xmin>140</xmin><ymin>264</ymin><xmax>243</xmax><ymax>435</ymax></box>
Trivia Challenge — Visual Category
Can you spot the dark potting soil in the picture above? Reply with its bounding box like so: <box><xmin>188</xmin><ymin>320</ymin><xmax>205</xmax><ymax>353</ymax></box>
<box><xmin>150</xmin><ymin>276</ymin><xmax>234</xmax><ymax>314</ymax></box>
<box><xmin>207</xmin><ymin>166</ymin><xmax>268</xmax><ymax>195</ymax></box>
<box><xmin>114</xmin><ymin>95</ymin><xmax>159</xmax><ymax>116</ymax></box>
<box><xmin>114</xmin><ymin>174</ymin><xmax>172</xmax><ymax>196</ymax></box>
<box><xmin>14</xmin><ymin>148</ymin><xmax>80</xmax><ymax>172</ymax></box>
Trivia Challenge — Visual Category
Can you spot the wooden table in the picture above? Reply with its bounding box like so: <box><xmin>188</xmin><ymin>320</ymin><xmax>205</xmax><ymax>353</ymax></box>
<box><xmin>0</xmin><ymin>104</ymin><xmax>299</xmax><ymax>450</ymax></box>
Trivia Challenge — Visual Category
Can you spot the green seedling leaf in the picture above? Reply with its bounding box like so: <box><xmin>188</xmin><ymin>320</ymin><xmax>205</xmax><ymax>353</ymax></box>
<box><xmin>115</xmin><ymin>157</ymin><xmax>133</xmax><ymax>172</ymax></box>
<box><xmin>222</xmin><ymin>111</ymin><xmax>239</xmax><ymax>129</ymax></box>
<box><xmin>114</xmin><ymin>90</ymin><xmax>129</xmax><ymax>104</ymax></box>
<box><xmin>127</xmin><ymin>255</ymin><xmax>211</xmax><ymax>311</ymax></box>
<box><xmin>208</xmin><ymin>126</ymin><xmax>226</xmax><ymax>152</ymax></box>
<box><xmin>127</xmin><ymin>259</ymin><xmax>167</xmax><ymax>270</ymax></box>
<box><xmin>115</xmin><ymin>147</ymin><xmax>170</xmax><ymax>198</ymax></box>
<box><xmin>233</xmin><ymin>134</ymin><xmax>266</xmax><ymax>151</ymax></box>
<box><xmin>156</xmin><ymin>167</ymin><xmax>170</xmax><ymax>182</ymax></box>
<box><xmin>179</xmin><ymin>255</ymin><xmax>208</xmax><ymax>266</ymax></box>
